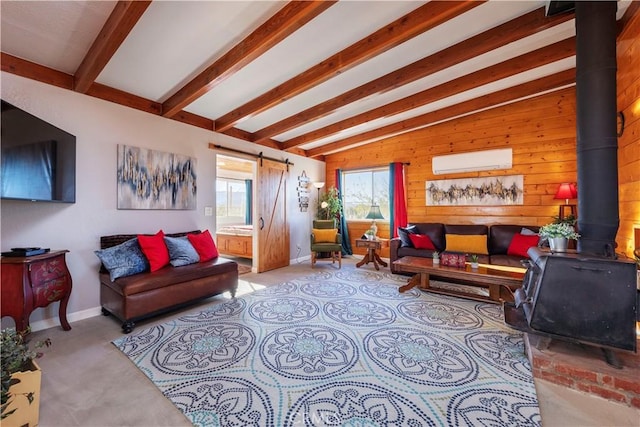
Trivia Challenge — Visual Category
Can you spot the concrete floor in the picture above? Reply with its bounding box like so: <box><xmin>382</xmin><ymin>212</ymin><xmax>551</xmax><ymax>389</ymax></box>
<box><xmin>28</xmin><ymin>257</ymin><xmax>640</xmax><ymax>426</ymax></box>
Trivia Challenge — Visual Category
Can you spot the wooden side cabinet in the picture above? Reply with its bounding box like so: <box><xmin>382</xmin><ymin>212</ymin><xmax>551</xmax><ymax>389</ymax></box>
<box><xmin>1</xmin><ymin>250</ymin><xmax>72</xmax><ymax>332</ymax></box>
<box><xmin>217</xmin><ymin>234</ymin><xmax>253</xmax><ymax>259</ymax></box>
<box><xmin>355</xmin><ymin>238</ymin><xmax>389</xmax><ymax>270</ymax></box>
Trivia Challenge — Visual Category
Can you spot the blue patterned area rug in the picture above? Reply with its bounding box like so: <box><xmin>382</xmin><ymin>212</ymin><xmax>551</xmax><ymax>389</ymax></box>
<box><xmin>113</xmin><ymin>267</ymin><xmax>540</xmax><ymax>426</ymax></box>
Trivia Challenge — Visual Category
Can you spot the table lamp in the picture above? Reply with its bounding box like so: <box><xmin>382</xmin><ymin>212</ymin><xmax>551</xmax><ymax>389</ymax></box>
<box><xmin>365</xmin><ymin>204</ymin><xmax>384</xmax><ymax>238</ymax></box>
<box><xmin>554</xmin><ymin>182</ymin><xmax>577</xmax><ymax>220</ymax></box>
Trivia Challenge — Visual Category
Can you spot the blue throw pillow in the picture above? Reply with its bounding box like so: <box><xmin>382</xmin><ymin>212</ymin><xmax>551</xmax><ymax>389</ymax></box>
<box><xmin>164</xmin><ymin>236</ymin><xmax>200</xmax><ymax>267</ymax></box>
<box><xmin>95</xmin><ymin>238</ymin><xmax>149</xmax><ymax>281</ymax></box>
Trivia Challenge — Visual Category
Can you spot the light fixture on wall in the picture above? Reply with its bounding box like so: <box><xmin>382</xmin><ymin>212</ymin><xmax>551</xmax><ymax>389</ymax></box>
<box><xmin>365</xmin><ymin>204</ymin><xmax>384</xmax><ymax>238</ymax></box>
<box><xmin>554</xmin><ymin>182</ymin><xmax>577</xmax><ymax>220</ymax></box>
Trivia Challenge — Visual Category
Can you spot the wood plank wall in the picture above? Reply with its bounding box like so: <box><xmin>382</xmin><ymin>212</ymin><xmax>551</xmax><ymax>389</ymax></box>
<box><xmin>326</xmin><ymin>7</ymin><xmax>640</xmax><ymax>261</ymax></box>
<box><xmin>325</xmin><ymin>87</ymin><xmax>577</xmax><ymax>259</ymax></box>
<box><xmin>616</xmin><ymin>4</ymin><xmax>640</xmax><ymax>259</ymax></box>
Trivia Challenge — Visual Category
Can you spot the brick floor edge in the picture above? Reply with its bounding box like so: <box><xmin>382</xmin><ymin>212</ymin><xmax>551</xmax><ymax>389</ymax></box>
<box><xmin>524</xmin><ymin>333</ymin><xmax>640</xmax><ymax>409</ymax></box>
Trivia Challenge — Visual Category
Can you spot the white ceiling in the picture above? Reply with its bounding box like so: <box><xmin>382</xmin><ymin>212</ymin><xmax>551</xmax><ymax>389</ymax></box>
<box><xmin>0</xmin><ymin>1</ymin><xmax>633</xmax><ymax>157</ymax></box>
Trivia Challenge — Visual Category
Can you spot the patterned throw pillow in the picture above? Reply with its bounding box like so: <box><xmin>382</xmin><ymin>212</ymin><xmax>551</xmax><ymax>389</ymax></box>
<box><xmin>94</xmin><ymin>238</ymin><xmax>149</xmax><ymax>281</ymax></box>
<box><xmin>164</xmin><ymin>236</ymin><xmax>200</xmax><ymax>267</ymax></box>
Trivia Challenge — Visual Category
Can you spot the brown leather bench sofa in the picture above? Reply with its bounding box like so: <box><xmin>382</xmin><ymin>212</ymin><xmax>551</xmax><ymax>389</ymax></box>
<box><xmin>98</xmin><ymin>231</ymin><xmax>238</xmax><ymax>333</ymax></box>
<box><xmin>390</xmin><ymin>223</ymin><xmax>540</xmax><ymax>273</ymax></box>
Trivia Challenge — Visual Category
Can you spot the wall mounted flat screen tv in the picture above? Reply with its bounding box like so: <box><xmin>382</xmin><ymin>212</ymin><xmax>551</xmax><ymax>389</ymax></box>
<box><xmin>1</xmin><ymin>100</ymin><xmax>76</xmax><ymax>203</ymax></box>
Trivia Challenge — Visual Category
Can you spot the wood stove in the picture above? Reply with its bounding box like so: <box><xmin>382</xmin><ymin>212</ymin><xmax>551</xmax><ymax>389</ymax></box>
<box><xmin>505</xmin><ymin>247</ymin><xmax>638</xmax><ymax>367</ymax></box>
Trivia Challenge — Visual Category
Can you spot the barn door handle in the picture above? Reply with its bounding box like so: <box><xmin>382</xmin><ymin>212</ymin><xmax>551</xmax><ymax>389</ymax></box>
<box><xmin>259</xmin><ymin>217</ymin><xmax>264</xmax><ymax>230</ymax></box>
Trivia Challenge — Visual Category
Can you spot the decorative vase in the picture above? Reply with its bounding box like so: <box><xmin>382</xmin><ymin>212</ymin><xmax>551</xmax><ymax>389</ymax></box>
<box><xmin>3</xmin><ymin>360</ymin><xmax>41</xmax><ymax>427</ymax></box>
<box><xmin>470</xmin><ymin>262</ymin><xmax>479</xmax><ymax>269</ymax></box>
<box><xmin>549</xmin><ymin>237</ymin><xmax>569</xmax><ymax>252</ymax></box>
<box><xmin>433</xmin><ymin>259</ymin><xmax>439</xmax><ymax>265</ymax></box>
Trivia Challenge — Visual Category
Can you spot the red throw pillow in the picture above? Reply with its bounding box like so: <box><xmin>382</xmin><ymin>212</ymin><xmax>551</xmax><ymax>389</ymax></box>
<box><xmin>187</xmin><ymin>230</ymin><xmax>219</xmax><ymax>262</ymax></box>
<box><xmin>137</xmin><ymin>230</ymin><xmax>170</xmax><ymax>272</ymax></box>
<box><xmin>507</xmin><ymin>233</ymin><xmax>540</xmax><ymax>258</ymax></box>
<box><xmin>408</xmin><ymin>233</ymin><xmax>436</xmax><ymax>250</ymax></box>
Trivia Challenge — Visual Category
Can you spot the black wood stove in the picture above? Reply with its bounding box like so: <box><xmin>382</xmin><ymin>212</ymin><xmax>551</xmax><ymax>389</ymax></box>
<box><xmin>504</xmin><ymin>247</ymin><xmax>638</xmax><ymax>368</ymax></box>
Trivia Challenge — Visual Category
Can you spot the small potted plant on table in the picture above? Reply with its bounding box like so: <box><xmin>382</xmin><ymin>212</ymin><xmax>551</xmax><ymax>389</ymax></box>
<box><xmin>469</xmin><ymin>254</ymin><xmax>479</xmax><ymax>269</ymax></box>
<box><xmin>538</xmin><ymin>222</ymin><xmax>580</xmax><ymax>252</ymax></box>
<box><xmin>432</xmin><ymin>251</ymin><xmax>440</xmax><ymax>265</ymax></box>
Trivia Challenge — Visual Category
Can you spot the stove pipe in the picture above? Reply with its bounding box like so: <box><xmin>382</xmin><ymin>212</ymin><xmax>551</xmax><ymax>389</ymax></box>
<box><xmin>575</xmin><ymin>2</ymin><xmax>619</xmax><ymax>256</ymax></box>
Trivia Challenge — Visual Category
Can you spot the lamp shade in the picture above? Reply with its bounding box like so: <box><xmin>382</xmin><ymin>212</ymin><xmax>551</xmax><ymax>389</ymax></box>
<box><xmin>554</xmin><ymin>183</ymin><xmax>577</xmax><ymax>200</ymax></box>
<box><xmin>365</xmin><ymin>204</ymin><xmax>384</xmax><ymax>220</ymax></box>
<box><xmin>312</xmin><ymin>181</ymin><xmax>325</xmax><ymax>189</ymax></box>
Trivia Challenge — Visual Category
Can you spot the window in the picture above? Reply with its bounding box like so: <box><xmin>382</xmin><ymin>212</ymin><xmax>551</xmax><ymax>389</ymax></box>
<box><xmin>216</xmin><ymin>178</ymin><xmax>246</xmax><ymax>220</ymax></box>
<box><xmin>342</xmin><ymin>168</ymin><xmax>389</xmax><ymax>220</ymax></box>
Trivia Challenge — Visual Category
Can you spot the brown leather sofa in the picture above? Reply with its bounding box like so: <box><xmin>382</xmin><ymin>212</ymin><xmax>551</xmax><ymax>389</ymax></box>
<box><xmin>390</xmin><ymin>223</ymin><xmax>540</xmax><ymax>273</ymax></box>
<box><xmin>99</xmin><ymin>231</ymin><xmax>238</xmax><ymax>333</ymax></box>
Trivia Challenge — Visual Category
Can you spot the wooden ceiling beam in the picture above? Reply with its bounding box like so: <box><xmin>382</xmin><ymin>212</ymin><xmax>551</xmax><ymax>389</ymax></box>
<box><xmin>87</xmin><ymin>83</ymin><xmax>162</xmax><ymax>115</ymax></box>
<box><xmin>253</xmin><ymin>6</ymin><xmax>573</xmax><ymax>143</ymax></box>
<box><xmin>74</xmin><ymin>1</ymin><xmax>152</xmax><ymax>93</ymax></box>
<box><xmin>214</xmin><ymin>0</ymin><xmax>483</xmax><ymax>132</ymax></box>
<box><xmin>305</xmin><ymin>68</ymin><xmax>576</xmax><ymax>158</ymax></box>
<box><xmin>1</xmin><ymin>52</ymin><xmax>73</xmax><ymax>89</ymax></box>
<box><xmin>220</xmin><ymin>129</ymin><xmax>281</xmax><ymax>150</ymax></box>
<box><xmin>2</xmin><ymin>52</ymin><xmax>271</xmax><ymax>145</ymax></box>
<box><xmin>283</xmin><ymin>36</ymin><xmax>576</xmax><ymax>150</ymax></box>
<box><xmin>161</xmin><ymin>1</ymin><xmax>336</xmax><ymax>118</ymax></box>
<box><xmin>168</xmin><ymin>110</ymin><xmax>214</xmax><ymax>132</ymax></box>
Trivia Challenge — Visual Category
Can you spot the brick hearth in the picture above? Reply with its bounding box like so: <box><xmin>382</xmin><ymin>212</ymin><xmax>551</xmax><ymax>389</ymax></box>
<box><xmin>525</xmin><ymin>334</ymin><xmax>640</xmax><ymax>409</ymax></box>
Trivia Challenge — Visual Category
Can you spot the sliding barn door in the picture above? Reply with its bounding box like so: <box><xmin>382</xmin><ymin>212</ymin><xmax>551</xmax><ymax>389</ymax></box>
<box><xmin>257</xmin><ymin>158</ymin><xmax>289</xmax><ymax>272</ymax></box>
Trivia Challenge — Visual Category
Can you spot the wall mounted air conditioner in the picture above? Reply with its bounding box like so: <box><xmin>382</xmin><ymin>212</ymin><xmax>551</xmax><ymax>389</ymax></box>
<box><xmin>432</xmin><ymin>148</ymin><xmax>512</xmax><ymax>175</ymax></box>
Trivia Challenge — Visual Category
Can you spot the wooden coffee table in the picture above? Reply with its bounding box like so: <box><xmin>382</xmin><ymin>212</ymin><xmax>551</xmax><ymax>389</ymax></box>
<box><xmin>393</xmin><ymin>256</ymin><xmax>525</xmax><ymax>303</ymax></box>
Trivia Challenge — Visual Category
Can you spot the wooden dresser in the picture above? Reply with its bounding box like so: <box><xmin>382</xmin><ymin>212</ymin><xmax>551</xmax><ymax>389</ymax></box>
<box><xmin>1</xmin><ymin>250</ymin><xmax>72</xmax><ymax>332</ymax></box>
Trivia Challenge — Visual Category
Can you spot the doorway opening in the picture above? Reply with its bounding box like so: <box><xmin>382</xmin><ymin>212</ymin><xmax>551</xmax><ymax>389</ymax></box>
<box><xmin>215</xmin><ymin>154</ymin><xmax>256</xmax><ymax>273</ymax></box>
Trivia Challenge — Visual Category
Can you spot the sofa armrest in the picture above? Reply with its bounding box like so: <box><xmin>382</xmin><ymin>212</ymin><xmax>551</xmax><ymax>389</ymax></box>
<box><xmin>390</xmin><ymin>238</ymin><xmax>401</xmax><ymax>273</ymax></box>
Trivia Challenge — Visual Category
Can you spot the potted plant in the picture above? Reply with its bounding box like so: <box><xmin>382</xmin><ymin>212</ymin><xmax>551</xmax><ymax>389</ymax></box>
<box><xmin>364</xmin><ymin>229</ymin><xmax>376</xmax><ymax>240</ymax></box>
<box><xmin>469</xmin><ymin>254</ymin><xmax>479</xmax><ymax>269</ymax></box>
<box><xmin>552</xmin><ymin>213</ymin><xmax>577</xmax><ymax>226</ymax></box>
<box><xmin>432</xmin><ymin>251</ymin><xmax>440</xmax><ymax>265</ymax></box>
<box><xmin>318</xmin><ymin>187</ymin><xmax>343</xmax><ymax>221</ymax></box>
<box><xmin>538</xmin><ymin>222</ymin><xmax>580</xmax><ymax>252</ymax></box>
<box><xmin>1</xmin><ymin>328</ymin><xmax>50</xmax><ymax>426</ymax></box>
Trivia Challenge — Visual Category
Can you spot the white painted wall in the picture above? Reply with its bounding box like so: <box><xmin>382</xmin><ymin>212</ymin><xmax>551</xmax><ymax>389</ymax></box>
<box><xmin>1</xmin><ymin>72</ymin><xmax>325</xmax><ymax>330</ymax></box>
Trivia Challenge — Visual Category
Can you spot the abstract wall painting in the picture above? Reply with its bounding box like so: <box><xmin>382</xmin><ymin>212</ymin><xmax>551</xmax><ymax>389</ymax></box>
<box><xmin>426</xmin><ymin>175</ymin><xmax>523</xmax><ymax>206</ymax></box>
<box><xmin>117</xmin><ymin>145</ymin><xmax>197</xmax><ymax>210</ymax></box>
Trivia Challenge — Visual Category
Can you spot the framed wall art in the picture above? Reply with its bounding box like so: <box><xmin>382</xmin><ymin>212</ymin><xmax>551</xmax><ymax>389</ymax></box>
<box><xmin>117</xmin><ymin>145</ymin><xmax>197</xmax><ymax>210</ymax></box>
<box><xmin>426</xmin><ymin>175</ymin><xmax>523</xmax><ymax>206</ymax></box>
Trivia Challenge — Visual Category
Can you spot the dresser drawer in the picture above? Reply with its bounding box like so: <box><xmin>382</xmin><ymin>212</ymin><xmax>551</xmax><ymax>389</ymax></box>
<box><xmin>29</xmin><ymin>257</ymin><xmax>67</xmax><ymax>283</ymax></box>
<box><xmin>33</xmin><ymin>277</ymin><xmax>69</xmax><ymax>307</ymax></box>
